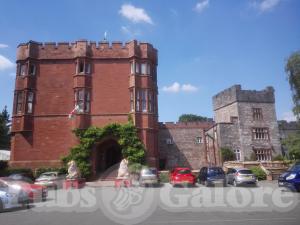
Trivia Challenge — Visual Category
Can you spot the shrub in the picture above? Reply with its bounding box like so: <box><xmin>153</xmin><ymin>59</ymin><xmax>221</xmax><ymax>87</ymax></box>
<box><xmin>35</xmin><ymin>167</ymin><xmax>67</xmax><ymax>178</ymax></box>
<box><xmin>250</xmin><ymin>166</ymin><xmax>266</xmax><ymax>180</ymax></box>
<box><xmin>159</xmin><ymin>171</ymin><xmax>169</xmax><ymax>183</ymax></box>
<box><xmin>273</xmin><ymin>154</ymin><xmax>284</xmax><ymax>161</ymax></box>
<box><xmin>128</xmin><ymin>163</ymin><xmax>143</xmax><ymax>174</ymax></box>
<box><xmin>221</xmin><ymin>147</ymin><xmax>235</xmax><ymax>162</ymax></box>
<box><xmin>62</xmin><ymin>122</ymin><xmax>146</xmax><ymax>178</ymax></box>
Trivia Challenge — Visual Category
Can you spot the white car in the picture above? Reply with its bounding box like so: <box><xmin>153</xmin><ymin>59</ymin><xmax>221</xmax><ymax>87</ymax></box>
<box><xmin>0</xmin><ymin>180</ymin><xmax>29</xmax><ymax>212</ymax></box>
<box><xmin>35</xmin><ymin>172</ymin><xmax>66</xmax><ymax>189</ymax></box>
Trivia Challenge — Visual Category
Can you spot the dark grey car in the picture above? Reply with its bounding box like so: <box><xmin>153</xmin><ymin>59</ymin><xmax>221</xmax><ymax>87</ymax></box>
<box><xmin>227</xmin><ymin>168</ymin><xmax>257</xmax><ymax>186</ymax></box>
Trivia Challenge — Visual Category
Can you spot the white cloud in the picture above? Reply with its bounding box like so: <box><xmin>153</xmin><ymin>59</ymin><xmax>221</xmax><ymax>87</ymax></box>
<box><xmin>119</xmin><ymin>4</ymin><xmax>153</xmax><ymax>24</ymax></box>
<box><xmin>0</xmin><ymin>44</ymin><xmax>8</xmax><ymax>48</ymax></box>
<box><xmin>282</xmin><ymin>111</ymin><xmax>297</xmax><ymax>122</ymax></box>
<box><xmin>162</xmin><ymin>82</ymin><xmax>198</xmax><ymax>93</ymax></box>
<box><xmin>194</xmin><ymin>0</ymin><xmax>210</xmax><ymax>13</ymax></box>
<box><xmin>252</xmin><ymin>0</ymin><xmax>281</xmax><ymax>12</ymax></box>
<box><xmin>121</xmin><ymin>26</ymin><xmax>141</xmax><ymax>37</ymax></box>
<box><xmin>162</xmin><ymin>82</ymin><xmax>181</xmax><ymax>93</ymax></box>
<box><xmin>182</xmin><ymin>84</ymin><xmax>198</xmax><ymax>92</ymax></box>
<box><xmin>0</xmin><ymin>54</ymin><xmax>14</xmax><ymax>71</ymax></box>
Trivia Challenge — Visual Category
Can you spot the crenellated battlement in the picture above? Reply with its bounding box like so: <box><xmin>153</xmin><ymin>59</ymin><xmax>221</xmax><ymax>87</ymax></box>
<box><xmin>17</xmin><ymin>39</ymin><xmax>157</xmax><ymax>62</ymax></box>
<box><xmin>213</xmin><ymin>85</ymin><xmax>275</xmax><ymax>110</ymax></box>
<box><xmin>159</xmin><ymin>121</ymin><xmax>214</xmax><ymax>129</ymax></box>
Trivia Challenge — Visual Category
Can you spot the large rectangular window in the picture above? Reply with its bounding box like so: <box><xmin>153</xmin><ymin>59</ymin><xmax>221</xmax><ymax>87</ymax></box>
<box><xmin>75</xmin><ymin>89</ymin><xmax>90</xmax><ymax>113</ymax></box>
<box><xmin>136</xmin><ymin>90</ymin><xmax>140</xmax><ymax>111</ymax></box>
<box><xmin>253</xmin><ymin>128</ymin><xmax>269</xmax><ymax>140</ymax></box>
<box><xmin>27</xmin><ymin>92</ymin><xmax>34</xmax><ymax>113</ymax></box>
<box><xmin>148</xmin><ymin>91</ymin><xmax>153</xmax><ymax>113</ymax></box>
<box><xmin>130</xmin><ymin>90</ymin><xmax>134</xmax><ymax>112</ymax></box>
<box><xmin>254</xmin><ymin>149</ymin><xmax>272</xmax><ymax>161</ymax></box>
<box><xmin>142</xmin><ymin>89</ymin><xmax>147</xmax><ymax>112</ymax></box>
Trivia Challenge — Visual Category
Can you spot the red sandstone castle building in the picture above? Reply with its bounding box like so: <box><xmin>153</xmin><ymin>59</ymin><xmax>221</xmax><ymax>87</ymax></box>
<box><xmin>10</xmin><ymin>40</ymin><xmax>159</xmax><ymax>175</ymax></box>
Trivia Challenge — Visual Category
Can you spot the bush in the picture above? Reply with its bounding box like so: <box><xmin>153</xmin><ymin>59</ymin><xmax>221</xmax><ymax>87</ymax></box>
<box><xmin>273</xmin><ymin>154</ymin><xmax>284</xmax><ymax>161</ymax></box>
<box><xmin>128</xmin><ymin>163</ymin><xmax>143</xmax><ymax>174</ymax></box>
<box><xmin>35</xmin><ymin>167</ymin><xmax>67</xmax><ymax>178</ymax></box>
<box><xmin>159</xmin><ymin>171</ymin><xmax>169</xmax><ymax>183</ymax></box>
<box><xmin>250</xmin><ymin>166</ymin><xmax>266</xmax><ymax>180</ymax></box>
<box><xmin>0</xmin><ymin>160</ymin><xmax>8</xmax><ymax>170</ymax></box>
<box><xmin>221</xmin><ymin>147</ymin><xmax>235</xmax><ymax>162</ymax></box>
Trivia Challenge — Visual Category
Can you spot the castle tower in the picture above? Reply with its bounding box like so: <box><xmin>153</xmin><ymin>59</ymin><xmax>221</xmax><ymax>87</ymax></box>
<box><xmin>211</xmin><ymin>85</ymin><xmax>282</xmax><ymax>161</ymax></box>
<box><xmin>10</xmin><ymin>40</ymin><xmax>159</xmax><ymax>172</ymax></box>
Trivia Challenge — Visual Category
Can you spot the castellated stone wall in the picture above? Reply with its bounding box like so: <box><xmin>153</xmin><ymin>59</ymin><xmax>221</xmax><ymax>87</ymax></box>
<box><xmin>158</xmin><ymin>122</ymin><xmax>213</xmax><ymax>170</ymax></box>
<box><xmin>212</xmin><ymin>85</ymin><xmax>282</xmax><ymax>161</ymax></box>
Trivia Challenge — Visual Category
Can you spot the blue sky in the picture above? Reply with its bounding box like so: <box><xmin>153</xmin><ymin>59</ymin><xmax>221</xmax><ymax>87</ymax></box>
<box><xmin>0</xmin><ymin>0</ymin><xmax>299</xmax><ymax>122</ymax></box>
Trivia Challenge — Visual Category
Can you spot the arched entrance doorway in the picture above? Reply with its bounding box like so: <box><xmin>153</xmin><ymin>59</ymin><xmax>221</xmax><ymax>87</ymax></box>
<box><xmin>92</xmin><ymin>138</ymin><xmax>122</xmax><ymax>176</ymax></box>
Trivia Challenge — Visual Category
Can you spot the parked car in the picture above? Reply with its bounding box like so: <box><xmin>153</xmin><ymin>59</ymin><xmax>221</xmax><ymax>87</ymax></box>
<box><xmin>139</xmin><ymin>167</ymin><xmax>160</xmax><ymax>187</ymax></box>
<box><xmin>198</xmin><ymin>167</ymin><xmax>226</xmax><ymax>187</ymax></box>
<box><xmin>35</xmin><ymin>172</ymin><xmax>66</xmax><ymax>189</ymax></box>
<box><xmin>0</xmin><ymin>179</ymin><xmax>29</xmax><ymax>212</ymax></box>
<box><xmin>170</xmin><ymin>167</ymin><xmax>196</xmax><ymax>187</ymax></box>
<box><xmin>8</xmin><ymin>173</ymin><xmax>34</xmax><ymax>184</ymax></box>
<box><xmin>278</xmin><ymin>162</ymin><xmax>300</xmax><ymax>192</ymax></box>
<box><xmin>226</xmin><ymin>168</ymin><xmax>257</xmax><ymax>186</ymax></box>
<box><xmin>0</xmin><ymin>178</ymin><xmax>47</xmax><ymax>202</ymax></box>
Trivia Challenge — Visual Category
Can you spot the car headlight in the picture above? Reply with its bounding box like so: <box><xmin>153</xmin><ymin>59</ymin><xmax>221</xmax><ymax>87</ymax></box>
<box><xmin>286</xmin><ymin>173</ymin><xmax>296</xmax><ymax>180</ymax></box>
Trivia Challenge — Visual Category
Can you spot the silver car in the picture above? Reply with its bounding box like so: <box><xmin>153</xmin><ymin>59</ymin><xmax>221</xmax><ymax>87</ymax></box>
<box><xmin>139</xmin><ymin>167</ymin><xmax>160</xmax><ymax>187</ymax></box>
<box><xmin>227</xmin><ymin>168</ymin><xmax>257</xmax><ymax>186</ymax></box>
<box><xmin>0</xmin><ymin>180</ymin><xmax>29</xmax><ymax>211</ymax></box>
<box><xmin>35</xmin><ymin>172</ymin><xmax>66</xmax><ymax>189</ymax></box>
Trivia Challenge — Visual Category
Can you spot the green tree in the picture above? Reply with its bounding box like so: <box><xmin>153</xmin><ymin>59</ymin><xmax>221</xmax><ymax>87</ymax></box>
<box><xmin>178</xmin><ymin>114</ymin><xmax>211</xmax><ymax>122</ymax></box>
<box><xmin>220</xmin><ymin>147</ymin><xmax>235</xmax><ymax>162</ymax></box>
<box><xmin>285</xmin><ymin>51</ymin><xmax>300</xmax><ymax>120</ymax></box>
<box><xmin>282</xmin><ymin>132</ymin><xmax>300</xmax><ymax>160</ymax></box>
<box><xmin>0</xmin><ymin>106</ymin><xmax>10</xmax><ymax>149</ymax></box>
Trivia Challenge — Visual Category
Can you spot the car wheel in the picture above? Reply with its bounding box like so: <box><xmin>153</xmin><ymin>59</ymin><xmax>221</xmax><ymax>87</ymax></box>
<box><xmin>233</xmin><ymin>180</ymin><xmax>238</xmax><ymax>187</ymax></box>
<box><xmin>0</xmin><ymin>199</ymin><xmax>4</xmax><ymax>212</ymax></box>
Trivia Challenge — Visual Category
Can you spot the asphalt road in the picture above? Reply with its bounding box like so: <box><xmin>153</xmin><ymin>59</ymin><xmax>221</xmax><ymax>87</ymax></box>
<box><xmin>0</xmin><ymin>181</ymin><xmax>299</xmax><ymax>225</ymax></box>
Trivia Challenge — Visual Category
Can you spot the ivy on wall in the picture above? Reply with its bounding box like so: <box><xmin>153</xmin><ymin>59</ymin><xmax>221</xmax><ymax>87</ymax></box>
<box><xmin>62</xmin><ymin>122</ymin><xmax>146</xmax><ymax>178</ymax></box>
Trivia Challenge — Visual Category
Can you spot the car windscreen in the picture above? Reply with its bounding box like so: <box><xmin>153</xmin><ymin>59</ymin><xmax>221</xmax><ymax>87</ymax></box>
<box><xmin>141</xmin><ymin>169</ymin><xmax>157</xmax><ymax>175</ymax></box>
<box><xmin>208</xmin><ymin>168</ymin><xmax>224</xmax><ymax>175</ymax></box>
<box><xmin>177</xmin><ymin>169</ymin><xmax>191</xmax><ymax>174</ymax></box>
<box><xmin>238</xmin><ymin>170</ymin><xmax>253</xmax><ymax>175</ymax></box>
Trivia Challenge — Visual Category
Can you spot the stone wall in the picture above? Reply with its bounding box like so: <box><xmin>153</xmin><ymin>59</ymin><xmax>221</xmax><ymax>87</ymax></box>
<box><xmin>158</xmin><ymin>122</ymin><xmax>213</xmax><ymax>170</ymax></box>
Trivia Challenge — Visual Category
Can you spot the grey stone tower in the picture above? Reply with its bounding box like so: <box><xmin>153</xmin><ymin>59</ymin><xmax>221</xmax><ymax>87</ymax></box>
<box><xmin>212</xmin><ymin>85</ymin><xmax>282</xmax><ymax>161</ymax></box>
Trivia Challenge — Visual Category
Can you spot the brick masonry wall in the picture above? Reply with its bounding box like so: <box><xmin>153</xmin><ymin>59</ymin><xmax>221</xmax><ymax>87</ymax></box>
<box><xmin>10</xmin><ymin>40</ymin><xmax>159</xmax><ymax>170</ymax></box>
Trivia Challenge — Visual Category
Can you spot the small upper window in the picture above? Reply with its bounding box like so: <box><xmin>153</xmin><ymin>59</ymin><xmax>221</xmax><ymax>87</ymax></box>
<box><xmin>16</xmin><ymin>92</ymin><xmax>23</xmax><ymax>114</ymax></box>
<box><xmin>141</xmin><ymin>63</ymin><xmax>147</xmax><ymax>75</ymax></box>
<box><xmin>20</xmin><ymin>64</ymin><xmax>27</xmax><ymax>76</ymax></box>
<box><xmin>29</xmin><ymin>64</ymin><xmax>36</xmax><ymax>75</ymax></box>
<box><xmin>253</xmin><ymin>108</ymin><xmax>263</xmax><ymax>120</ymax></box>
<box><xmin>77</xmin><ymin>61</ymin><xmax>91</xmax><ymax>75</ymax></box>
<box><xmin>195</xmin><ymin>136</ymin><xmax>203</xmax><ymax>144</ymax></box>
<box><xmin>130</xmin><ymin>62</ymin><xmax>135</xmax><ymax>74</ymax></box>
<box><xmin>135</xmin><ymin>62</ymin><xmax>140</xmax><ymax>74</ymax></box>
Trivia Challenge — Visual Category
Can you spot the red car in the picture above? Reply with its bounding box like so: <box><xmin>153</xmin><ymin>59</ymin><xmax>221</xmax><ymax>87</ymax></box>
<box><xmin>169</xmin><ymin>167</ymin><xmax>196</xmax><ymax>187</ymax></box>
<box><xmin>0</xmin><ymin>178</ymin><xmax>47</xmax><ymax>202</ymax></box>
